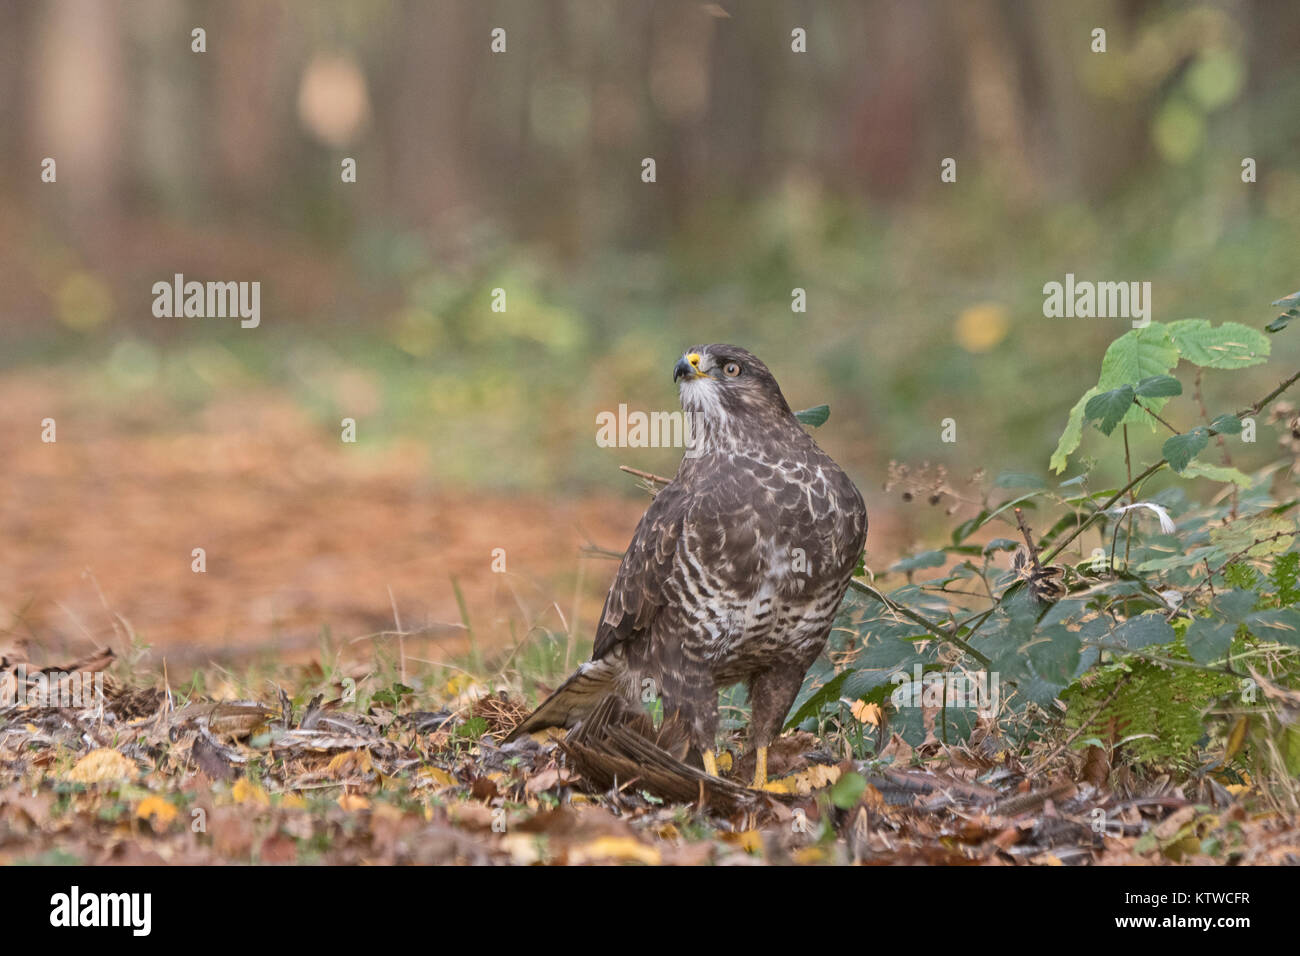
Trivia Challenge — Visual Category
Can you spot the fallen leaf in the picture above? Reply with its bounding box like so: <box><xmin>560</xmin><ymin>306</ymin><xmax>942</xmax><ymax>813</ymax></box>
<box><xmin>419</xmin><ymin>766</ymin><xmax>456</xmax><ymax>788</ymax></box>
<box><xmin>763</xmin><ymin>763</ymin><xmax>842</xmax><ymax>794</ymax></box>
<box><xmin>231</xmin><ymin>777</ymin><xmax>270</xmax><ymax>807</ymax></box>
<box><xmin>135</xmin><ymin>795</ymin><xmax>179</xmax><ymax>829</ymax></box>
<box><xmin>851</xmin><ymin>700</ymin><xmax>883</xmax><ymax>726</ymax></box>
<box><xmin>65</xmin><ymin>748</ymin><xmax>136</xmax><ymax>784</ymax></box>
<box><xmin>722</xmin><ymin>829</ymin><xmax>763</xmax><ymax>853</ymax></box>
<box><xmin>326</xmin><ymin>749</ymin><xmax>374</xmax><ymax>777</ymax></box>
<box><xmin>338</xmin><ymin>793</ymin><xmax>371</xmax><ymax>812</ymax></box>
<box><xmin>525</xmin><ymin>766</ymin><xmax>578</xmax><ymax>793</ymax></box>
<box><xmin>567</xmin><ymin>835</ymin><xmax>661</xmax><ymax>865</ymax></box>
<box><xmin>878</xmin><ymin>733</ymin><xmax>914</xmax><ymax>764</ymax></box>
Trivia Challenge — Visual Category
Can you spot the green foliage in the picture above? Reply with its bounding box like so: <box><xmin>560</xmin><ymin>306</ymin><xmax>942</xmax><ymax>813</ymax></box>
<box><xmin>1051</xmin><ymin>316</ymin><xmax>1270</xmax><ymax>473</ymax></box>
<box><xmin>1061</xmin><ymin>650</ymin><xmax>1237</xmax><ymax>770</ymax></box>
<box><xmin>1084</xmin><ymin>385</ymin><xmax>1136</xmax><ymax>436</ymax></box>
<box><xmin>1163</xmin><ymin>427</ymin><xmax>1210</xmax><ymax>473</ymax></box>
<box><xmin>371</xmin><ymin>682</ymin><xmax>415</xmax><ymax>709</ymax></box>
<box><xmin>801</xmin><ymin>290</ymin><xmax>1300</xmax><ymax>797</ymax></box>
<box><xmin>829</xmin><ymin>772</ymin><xmax>868</xmax><ymax>809</ymax></box>
<box><xmin>1166</xmin><ymin>319</ymin><xmax>1270</xmax><ymax>369</ymax></box>
<box><xmin>1271</xmin><ymin>552</ymin><xmax>1300</xmax><ymax>607</ymax></box>
<box><xmin>795</xmin><ymin>404</ymin><xmax>830</xmax><ymax>427</ymax></box>
<box><xmin>1267</xmin><ymin>290</ymin><xmax>1300</xmax><ymax>334</ymax></box>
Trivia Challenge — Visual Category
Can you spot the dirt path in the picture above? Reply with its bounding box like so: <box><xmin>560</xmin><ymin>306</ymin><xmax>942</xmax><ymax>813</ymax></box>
<box><xmin>0</xmin><ymin>370</ymin><xmax>645</xmax><ymax>674</ymax></box>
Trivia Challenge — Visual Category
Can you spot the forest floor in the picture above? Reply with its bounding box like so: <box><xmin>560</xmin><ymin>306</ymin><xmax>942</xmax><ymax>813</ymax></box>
<box><xmin>3</xmin><ymin>647</ymin><xmax>1299</xmax><ymax>865</ymax></box>
<box><xmin>2</xmin><ymin>368</ymin><xmax>1298</xmax><ymax>865</ymax></box>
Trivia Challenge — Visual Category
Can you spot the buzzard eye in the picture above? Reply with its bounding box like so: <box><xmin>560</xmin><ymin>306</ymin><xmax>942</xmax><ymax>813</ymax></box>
<box><xmin>723</xmin><ymin>361</ymin><xmax>742</xmax><ymax>377</ymax></box>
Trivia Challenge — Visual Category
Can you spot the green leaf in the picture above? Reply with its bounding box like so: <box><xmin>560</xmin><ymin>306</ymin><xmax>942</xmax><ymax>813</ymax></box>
<box><xmin>1245</xmin><ymin>608</ymin><xmax>1300</xmax><ymax>647</ymax></box>
<box><xmin>1180</xmin><ymin>460</ymin><xmax>1252</xmax><ymax>488</ymax></box>
<box><xmin>1098</xmin><ymin>325</ymin><xmax>1179</xmax><ymax>388</ymax></box>
<box><xmin>1051</xmin><ymin>386</ymin><xmax>1100</xmax><ymax>474</ymax></box>
<box><xmin>1084</xmin><ymin>385</ymin><xmax>1136</xmax><ymax>436</ymax></box>
<box><xmin>1134</xmin><ymin>375</ymin><xmax>1183</xmax><ymax>398</ymax></box>
<box><xmin>455</xmin><ymin>716</ymin><xmax>489</xmax><ymax>739</ymax></box>
<box><xmin>993</xmin><ymin>471</ymin><xmax>1046</xmax><ymax>489</ymax></box>
<box><xmin>1109</xmin><ymin>613</ymin><xmax>1177</xmax><ymax>651</ymax></box>
<box><xmin>1163</xmin><ymin>427</ymin><xmax>1210</xmax><ymax>472</ymax></box>
<box><xmin>372</xmin><ymin>682</ymin><xmax>415</xmax><ymax>708</ymax></box>
<box><xmin>951</xmin><ymin>511</ymin><xmax>989</xmax><ymax>545</ymax></box>
<box><xmin>1096</xmin><ymin>325</ymin><xmax>1180</xmax><ymax>430</ymax></box>
<box><xmin>1135</xmin><ymin>544</ymin><xmax>1214</xmax><ymax>572</ymax></box>
<box><xmin>785</xmin><ymin>670</ymin><xmax>850</xmax><ymax>729</ymax></box>
<box><xmin>1267</xmin><ymin>309</ymin><xmax>1300</xmax><ymax>334</ymax></box>
<box><xmin>795</xmin><ymin>404</ymin><xmax>829</xmax><ymax>427</ymax></box>
<box><xmin>983</xmin><ymin>537</ymin><xmax>1019</xmax><ymax>554</ymax></box>
<box><xmin>1027</xmin><ymin>629</ymin><xmax>1081</xmax><ymax>686</ymax></box>
<box><xmin>854</xmin><ymin>632</ymin><xmax>928</xmax><ymax>672</ymax></box>
<box><xmin>1209</xmin><ymin>414</ymin><xmax>1243</xmax><ymax>435</ymax></box>
<box><xmin>1168</xmin><ymin>319</ymin><xmax>1270</xmax><ymax>369</ymax></box>
<box><xmin>1185</xmin><ymin>617</ymin><xmax>1236</xmax><ymax>663</ymax></box>
<box><xmin>1217</xmin><ymin>588</ymin><xmax>1260</xmax><ymax>623</ymax></box>
<box><xmin>1269</xmin><ymin>290</ymin><xmax>1300</xmax><ymax>331</ymax></box>
<box><xmin>829</xmin><ymin>772</ymin><xmax>868</xmax><ymax>809</ymax></box>
<box><xmin>890</xmin><ymin>550</ymin><xmax>946</xmax><ymax>573</ymax></box>
<box><xmin>1209</xmin><ymin>515</ymin><xmax>1296</xmax><ymax>556</ymax></box>
<box><xmin>1055</xmin><ymin>325</ymin><xmax>1181</xmax><ymax>472</ymax></box>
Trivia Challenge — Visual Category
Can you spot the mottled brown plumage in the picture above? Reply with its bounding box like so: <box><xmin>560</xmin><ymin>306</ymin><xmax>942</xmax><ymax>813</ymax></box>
<box><xmin>506</xmin><ymin>345</ymin><xmax>867</xmax><ymax>784</ymax></box>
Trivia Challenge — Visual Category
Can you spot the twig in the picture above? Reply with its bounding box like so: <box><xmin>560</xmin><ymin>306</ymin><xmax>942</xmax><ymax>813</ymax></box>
<box><xmin>848</xmin><ymin>579</ymin><xmax>991</xmax><ymax>666</ymax></box>
<box><xmin>1240</xmin><ymin>368</ymin><xmax>1300</xmax><ymax>418</ymax></box>
<box><xmin>1084</xmin><ymin>641</ymin><xmax>1242</xmax><ymax>677</ymax></box>
<box><xmin>1135</xmin><ymin>400</ymin><xmax>1181</xmax><ymax>435</ymax></box>
<box><xmin>1195</xmin><ymin>367</ymin><xmax>1239</xmax><ymax>519</ymax></box>
<box><xmin>1181</xmin><ymin>530</ymin><xmax>1294</xmax><ymax>602</ymax></box>
<box><xmin>619</xmin><ymin>465</ymin><xmax>672</xmax><ymax>485</ymax></box>
<box><xmin>1013</xmin><ymin>508</ymin><xmax>1045</xmax><ymax>574</ymax></box>
<box><xmin>1044</xmin><ymin>367</ymin><xmax>1300</xmax><ymax>563</ymax></box>
<box><xmin>580</xmin><ymin>543</ymin><xmax>626</xmax><ymax>561</ymax></box>
<box><xmin>1028</xmin><ymin>680</ymin><xmax>1126</xmax><ymax>774</ymax></box>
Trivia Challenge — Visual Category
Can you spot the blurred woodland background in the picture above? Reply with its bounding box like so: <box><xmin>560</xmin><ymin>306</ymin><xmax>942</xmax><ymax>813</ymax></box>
<box><xmin>1</xmin><ymin>0</ymin><xmax>1298</xmax><ymax>668</ymax></box>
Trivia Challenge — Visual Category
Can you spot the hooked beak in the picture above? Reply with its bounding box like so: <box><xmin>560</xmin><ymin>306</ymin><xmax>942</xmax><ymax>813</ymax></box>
<box><xmin>673</xmin><ymin>352</ymin><xmax>706</xmax><ymax>383</ymax></box>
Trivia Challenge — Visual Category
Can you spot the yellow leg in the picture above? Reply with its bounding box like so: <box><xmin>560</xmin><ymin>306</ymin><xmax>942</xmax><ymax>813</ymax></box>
<box><xmin>702</xmin><ymin>749</ymin><xmax>719</xmax><ymax>777</ymax></box>
<box><xmin>751</xmin><ymin>745</ymin><xmax>768</xmax><ymax>789</ymax></box>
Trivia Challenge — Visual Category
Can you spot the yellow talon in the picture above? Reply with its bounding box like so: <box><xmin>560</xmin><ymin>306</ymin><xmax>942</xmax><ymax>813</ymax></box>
<box><xmin>702</xmin><ymin>749</ymin><xmax>719</xmax><ymax>777</ymax></box>
<box><xmin>752</xmin><ymin>745</ymin><xmax>768</xmax><ymax>789</ymax></box>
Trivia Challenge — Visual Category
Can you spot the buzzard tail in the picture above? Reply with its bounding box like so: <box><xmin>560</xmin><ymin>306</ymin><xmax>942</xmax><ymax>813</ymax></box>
<box><xmin>503</xmin><ymin>656</ymin><xmax>624</xmax><ymax>742</ymax></box>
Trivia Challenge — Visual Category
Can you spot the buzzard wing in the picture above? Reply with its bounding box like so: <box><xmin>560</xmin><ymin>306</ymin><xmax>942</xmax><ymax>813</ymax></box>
<box><xmin>591</xmin><ymin>478</ymin><xmax>690</xmax><ymax>660</ymax></box>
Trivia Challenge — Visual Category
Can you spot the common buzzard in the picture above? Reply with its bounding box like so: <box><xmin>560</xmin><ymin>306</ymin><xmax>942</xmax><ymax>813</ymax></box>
<box><xmin>506</xmin><ymin>345</ymin><xmax>867</xmax><ymax>787</ymax></box>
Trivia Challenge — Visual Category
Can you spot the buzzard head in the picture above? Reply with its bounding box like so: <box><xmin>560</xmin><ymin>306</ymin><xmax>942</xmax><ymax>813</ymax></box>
<box><xmin>673</xmin><ymin>344</ymin><xmax>796</xmax><ymax>440</ymax></box>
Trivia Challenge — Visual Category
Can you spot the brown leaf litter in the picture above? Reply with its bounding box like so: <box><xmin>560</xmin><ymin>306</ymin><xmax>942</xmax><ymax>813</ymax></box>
<box><xmin>2</xmin><ymin>649</ymin><xmax>1299</xmax><ymax>864</ymax></box>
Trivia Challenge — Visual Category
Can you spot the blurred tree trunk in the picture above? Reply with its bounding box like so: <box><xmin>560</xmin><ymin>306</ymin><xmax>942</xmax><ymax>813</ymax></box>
<box><xmin>28</xmin><ymin>0</ymin><xmax>126</xmax><ymax>246</ymax></box>
<box><xmin>378</xmin><ymin>0</ymin><xmax>480</xmax><ymax>228</ymax></box>
<box><xmin>213</xmin><ymin>0</ymin><xmax>287</xmax><ymax>205</ymax></box>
